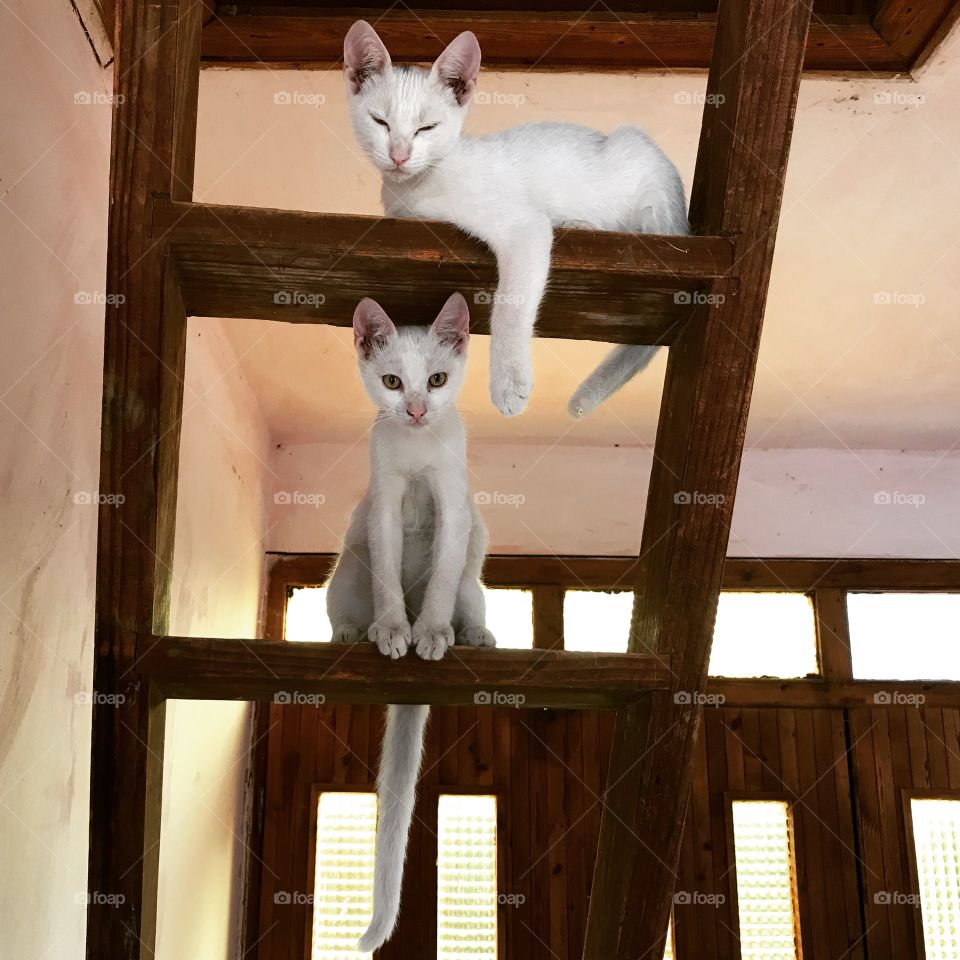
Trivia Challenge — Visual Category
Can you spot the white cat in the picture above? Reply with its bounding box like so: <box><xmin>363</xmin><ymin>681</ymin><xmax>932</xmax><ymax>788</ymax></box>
<box><xmin>343</xmin><ymin>20</ymin><xmax>689</xmax><ymax>419</ymax></box>
<box><xmin>325</xmin><ymin>292</ymin><xmax>495</xmax><ymax>951</ymax></box>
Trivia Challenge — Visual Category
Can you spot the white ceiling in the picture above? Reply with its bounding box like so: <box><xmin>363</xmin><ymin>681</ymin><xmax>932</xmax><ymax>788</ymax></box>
<box><xmin>195</xmin><ymin>26</ymin><xmax>960</xmax><ymax>451</ymax></box>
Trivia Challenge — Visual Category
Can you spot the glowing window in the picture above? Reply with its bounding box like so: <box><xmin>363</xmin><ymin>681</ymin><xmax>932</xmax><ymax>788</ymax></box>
<box><xmin>848</xmin><ymin>593</ymin><xmax>960</xmax><ymax>680</ymax></box>
<box><xmin>564</xmin><ymin>590</ymin><xmax>634</xmax><ymax>652</ymax></box>
<box><xmin>286</xmin><ymin>585</ymin><xmax>331</xmax><ymax>642</ymax></box>
<box><xmin>911</xmin><ymin>798</ymin><xmax>960</xmax><ymax>960</ymax></box>
<box><xmin>483</xmin><ymin>588</ymin><xmax>533</xmax><ymax>649</ymax></box>
<box><xmin>310</xmin><ymin>791</ymin><xmax>377</xmax><ymax>959</ymax></box>
<box><xmin>731</xmin><ymin>800</ymin><xmax>802</xmax><ymax>960</ymax></box>
<box><xmin>437</xmin><ymin>794</ymin><xmax>498</xmax><ymax>960</ymax></box>
<box><xmin>710</xmin><ymin>593</ymin><xmax>818</xmax><ymax>678</ymax></box>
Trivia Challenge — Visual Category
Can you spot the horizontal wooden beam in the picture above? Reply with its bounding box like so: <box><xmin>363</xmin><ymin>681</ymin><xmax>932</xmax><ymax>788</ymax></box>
<box><xmin>152</xmin><ymin>198</ymin><xmax>735</xmax><ymax>345</ymax></box>
<box><xmin>200</xmin><ymin>10</ymin><xmax>906</xmax><ymax>74</ymax></box>
<box><xmin>708</xmin><ymin>678</ymin><xmax>960</xmax><ymax>708</ymax></box>
<box><xmin>481</xmin><ymin>555</ymin><xmax>960</xmax><ymax>592</ymax></box>
<box><xmin>138</xmin><ymin>635</ymin><xmax>672</xmax><ymax>708</ymax></box>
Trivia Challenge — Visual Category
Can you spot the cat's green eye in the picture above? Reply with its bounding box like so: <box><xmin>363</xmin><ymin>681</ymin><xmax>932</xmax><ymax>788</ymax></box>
<box><xmin>428</xmin><ymin>372</ymin><xmax>448</xmax><ymax>388</ymax></box>
<box><xmin>382</xmin><ymin>374</ymin><xmax>402</xmax><ymax>390</ymax></box>
<box><xmin>416</xmin><ymin>123</ymin><xmax>438</xmax><ymax>134</ymax></box>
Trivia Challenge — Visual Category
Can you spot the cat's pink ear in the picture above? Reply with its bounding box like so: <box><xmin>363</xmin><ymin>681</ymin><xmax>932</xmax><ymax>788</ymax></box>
<box><xmin>431</xmin><ymin>293</ymin><xmax>470</xmax><ymax>353</ymax></box>
<box><xmin>353</xmin><ymin>298</ymin><xmax>396</xmax><ymax>358</ymax></box>
<box><xmin>344</xmin><ymin>20</ymin><xmax>391</xmax><ymax>94</ymax></box>
<box><xmin>430</xmin><ymin>32</ymin><xmax>481</xmax><ymax>106</ymax></box>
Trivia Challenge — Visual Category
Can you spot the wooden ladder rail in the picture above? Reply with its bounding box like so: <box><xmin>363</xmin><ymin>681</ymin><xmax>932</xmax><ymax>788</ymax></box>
<box><xmin>583</xmin><ymin>0</ymin><xmax>814</xmax><ymax>957</ymax></box>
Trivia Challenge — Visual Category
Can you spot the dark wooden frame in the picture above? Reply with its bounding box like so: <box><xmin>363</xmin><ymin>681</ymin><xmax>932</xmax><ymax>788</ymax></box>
<box><xmin>198</xmin><ymin>1</ymin><xmax>960</xmax><ymax>74</ymax></box>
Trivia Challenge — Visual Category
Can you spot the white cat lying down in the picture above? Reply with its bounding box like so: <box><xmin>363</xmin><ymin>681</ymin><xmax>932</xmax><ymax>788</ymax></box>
<box><xmin>343</xmin><ymin>20</ymin><xmax>689</xmax><ymax>418</ymax></box>
<box><xmin>325</xmin><ymin>293</ymin><xmax>495</xmax><ymax>950</ymax></box>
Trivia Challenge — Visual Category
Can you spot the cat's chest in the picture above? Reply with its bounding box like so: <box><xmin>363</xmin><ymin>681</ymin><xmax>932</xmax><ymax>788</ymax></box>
<box><xmin>400</xmin><ymin>475</ymin><xmax>435</xmax><ymax>533</ymax></box>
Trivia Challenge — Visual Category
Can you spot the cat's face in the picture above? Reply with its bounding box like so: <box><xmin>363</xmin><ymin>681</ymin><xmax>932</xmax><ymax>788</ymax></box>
<box><xmin>353</xmin><ymin>294</ymin><xmax>470</xmax><ymax>428</ymax></box>
<box><xmin>343</xmin><ymin>21</ymin><xmax>480</xmax><ymax>181</ymax></box>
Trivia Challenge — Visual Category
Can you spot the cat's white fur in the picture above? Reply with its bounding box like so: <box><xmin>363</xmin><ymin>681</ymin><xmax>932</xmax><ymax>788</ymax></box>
<box><xmin>325</xmin><ymin>293</ymin><xmax>495</xmax><ymax>951</ymax></box>
<box><xmin>343</xmin><ymin>20</ymin><xmax>689</xmax><ymax>418</ymax></box>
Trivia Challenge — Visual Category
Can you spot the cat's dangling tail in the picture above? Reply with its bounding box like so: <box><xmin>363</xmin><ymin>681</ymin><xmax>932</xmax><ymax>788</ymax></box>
<box><xmin>357</xmin><ymin>703</ymin><xmax>430</xmax><ymax>952</ymax></box>
<box><xmin>568</xmin><ymin>344</ymin><xmax>661</xmax><ymax>418</ymax></box>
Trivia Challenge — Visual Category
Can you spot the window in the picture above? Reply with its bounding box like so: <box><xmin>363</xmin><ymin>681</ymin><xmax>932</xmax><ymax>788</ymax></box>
<box><xmin>437</xmin><ymin>794</ymin><xmax>498</xmax><ymax>960</ymax></box>
<box><xmin>910</xmin><ymin>798</ymin><xmax>960</xmax><ymax>960</ymax></box>
<box><xmin>731</xmin><ymin>800</ymin><xmax>802</xmax><ymax>960</ymax></box>
<box><xmin>564</xmin><ymin>589</ymin><xmax>633</xmax><ymax>652</ymax></box>
<box><xmin>848</xmin><ymin>593</ymin><xmax>960</xmax><ymax>680</ymax></box>
<box><xmin>311</xmin><ymin>791</ymin><xmax>377</xmax><ymax>960</ymax></box>
<box><xmin>283</xmin><ymin>585</ymin><xmax>532</xmax><ymax>649</ymax></box>
<box><xmin>710</xmin><ymin>593</ymin><xmax>818</xmax><ymax>679</ymax></box>
<box><xmin>483</xmin><ymin>588</ymin><xmax>534</xmax><ymax>649</ymax></box>
<box><xmin>286</xmin><ymin>585</ymin><xmax>331</xmax><ymax>642</ymax></box>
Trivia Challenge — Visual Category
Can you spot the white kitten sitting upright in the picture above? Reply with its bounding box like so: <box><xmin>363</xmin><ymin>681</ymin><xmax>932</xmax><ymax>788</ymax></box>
<box><xmin>343</xmin><ymin>20</ymin><xmax>689</xmax><ymax>419</ymax></box>
<box><xmin>325</xmin><ymin>292</ymin><xmax>495</xmax><ymax>951</ymax></box>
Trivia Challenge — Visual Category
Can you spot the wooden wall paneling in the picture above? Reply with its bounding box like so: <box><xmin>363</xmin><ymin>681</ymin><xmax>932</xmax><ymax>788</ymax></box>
<box><xmin>545</xmin><ymin>711</ymin><xmax>569</xmax><ymax>957</ymax></box>
<box><xmin>689</xmin><ymin>712</ymin><xmax>718</xmax><ymax>954</ymax></box>
<box><xmin>509</xmin><ymin>711</ymin><xmax>533</xmax><ymax>960</ymax></box>
<box><xmin>563</xmin><ymin>713</ymin><xmax>587</xmax><ymax>957</ymax></box>
<box><xmin>873</xmin><ymin>0</ymin><xmax>960</xmax><ymax>67</ymax></box>
<box><xmin>585</xmin><ymin>0</ymin><xmax>814</xmax><ymax>951</ymax></box>
<box><xmin>527</xmin><ymin>712</ymin><xmax>550</xmax><ymax>958</ymax></box>
<box><xmin>925</xmin><ymin>708</ymin><xmax>949</xmax><ymax>787</ymax></box>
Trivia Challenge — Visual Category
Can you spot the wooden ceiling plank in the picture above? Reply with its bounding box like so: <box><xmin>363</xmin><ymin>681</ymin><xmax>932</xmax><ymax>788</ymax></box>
<box><xmin>583</xmin><ymin>0</ymin><xmax>814</xmax><ymax>956</ymax></box>
<box><xmin>198</xmin><ymin>8</ymin><xmax>904</xmax><ymax>72</ymax></box>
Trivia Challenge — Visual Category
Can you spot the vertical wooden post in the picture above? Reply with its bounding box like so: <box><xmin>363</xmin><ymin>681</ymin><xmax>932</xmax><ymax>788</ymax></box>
<box><xmin>584</xmin><ymin>1</ymin><xmax>813</xmax><ymax>957</ymax></box>
<box><xmin>86</xmin><ymin>2</ymin><xmax>201</xmax><ymax>957</ymax></box>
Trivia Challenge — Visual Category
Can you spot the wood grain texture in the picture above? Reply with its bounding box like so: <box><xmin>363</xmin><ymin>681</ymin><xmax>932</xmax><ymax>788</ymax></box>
<box><xmin>139</xmin><ymin>635</ymin><xmax>672</xmax><ymax>708</ymax></box>
<box><xmin>586</xmin><ymin>0</ymin><xmax>814</xmax><ymax>955</ymax></box>
<box><xmin>152</xmin><ymin>198</ymin><xmax>736</xmax><ymax>345</ymax></box>
<box><xmin>873</xmin><ymin>0</ymin><xmax>960</xmax><ymax>67</ymax></box>
<box><xmin>86</xmin><ymin>1</ymin><xmax>201</xmax><ymax>957</ymax></box>
<box><xmin>274</xmin><ymin>552</ymin><xmax>960</xmax><ymax>592</ymax></box>
<box><xmin>199</xmin><ymin>8</ymin><xmax>905</xmax><ymax>73</ymax></box>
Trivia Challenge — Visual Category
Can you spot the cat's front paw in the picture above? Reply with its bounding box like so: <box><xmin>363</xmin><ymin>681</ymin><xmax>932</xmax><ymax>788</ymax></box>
<box><xmin>330</xmin><ymin>624</ymin><xmax>362</xmax><ymax>644</ymax></box>
<box><xmin>490</xmin><ymin>362</ymin><xmax>532</xmax><ymax>417</ymax></box>
<box><xmin>413</xmin><ymin>621</ymin><xmax>454</xmax><ymax>661</ymax></box>
<box><xmin>369</xmin><ymin>620</ymin><xmax>412</xmax><ymax>659</ymax></box>
<box><xmin>456</xmin><ymin>626</ymin><xmax>497</xmax><ymax>648</ymax></box>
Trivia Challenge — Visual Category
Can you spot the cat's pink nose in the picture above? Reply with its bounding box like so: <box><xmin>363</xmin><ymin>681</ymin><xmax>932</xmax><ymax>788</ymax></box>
<box><xmin>406</xmin><ymin>402</ymin><xmax>427</xmax><ymax>423</ymax></box>
<box><xmin>390</xmin><ymin>147</ymin><xmax>410</xmax><ymax>167</ymax></box>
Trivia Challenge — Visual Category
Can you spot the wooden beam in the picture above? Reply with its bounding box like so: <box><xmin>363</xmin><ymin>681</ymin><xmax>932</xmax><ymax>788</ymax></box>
<box><xmin>813</xmin><ymin>588</ymin><xmax>854</xmax><ymax>683</ymax></box>
<box><xmin>199</xmin><ymin>9</ymin><xmax>904</xmax><ymax>73</ymax></box>
<box><xmin>86</xmin><ymin>1</ymin><xmax>201</xmax><ymax>957</ymax></box>
<box><xmin>137</xmin><ymin>636</ymin><xmax>672</xmax><ymax>709</ymax></box>
<box><xmin>151</xmin><ymin>198</ymin><xmax>736</xmax><ymax>346</ymax></box>
<box><xmin>478</xmin><ymin>555</ymin><xmax>960</xmax><ymax>591</ymax></box>
<box><xmin>585</xmin><ymin>0</ymin><xmax>814</xmax><ymax>956</ymax></box>
<box><xmin>707</xmin><ymin>678</ymin><xmax>960</xmax><ymax>708</ymax></box>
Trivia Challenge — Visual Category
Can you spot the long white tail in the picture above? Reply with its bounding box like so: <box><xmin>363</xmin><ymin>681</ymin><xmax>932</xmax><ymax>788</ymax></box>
<box><xmin>568</xmin><ymin>344</ymin><xmax>661</xmax><ymax>418</ymax></box>
<box><xmin>357</xmin><ymin>704</ymin><xmax>430</xmax><ymax>952</ymax></box>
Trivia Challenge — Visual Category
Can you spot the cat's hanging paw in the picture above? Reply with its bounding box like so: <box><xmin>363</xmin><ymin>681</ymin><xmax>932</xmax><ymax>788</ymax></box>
<box><xmin>330</xmin><ymin>624</ymin><xmax>363</xmax><ymax>644</ymax></box>
<box><xmin>413</xmin><ymin>622</ymin><xmax>455</xmax><ymax>661</ymax></box>
<box><xmin>490</xmin><ymin>363</ymin><xmax>532</xmax><ymax>417</ymax></box>
<box><xmin>456</xmin><ymin>625</ymin><xmax>496</xmax><ymax>647</ymax></box>
<box><xmin>369</xmin><ymin>620</ymin><xmax>412</xmax><ymax>659</ymax></box>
